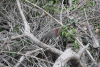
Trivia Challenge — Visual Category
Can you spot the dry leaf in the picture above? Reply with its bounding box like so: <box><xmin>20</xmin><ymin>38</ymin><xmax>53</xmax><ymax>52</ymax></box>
<box><xmin>95</xmin><ymin>29</ymin><xmax>99</xmax><ymax>34</ymax></box>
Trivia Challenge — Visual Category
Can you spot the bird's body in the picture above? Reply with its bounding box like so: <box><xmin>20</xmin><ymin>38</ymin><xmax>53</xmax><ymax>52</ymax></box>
<box><xmin>40</xmin><ymin>27</ymin><xmax>60</xmax><ymax>41</ymax></box>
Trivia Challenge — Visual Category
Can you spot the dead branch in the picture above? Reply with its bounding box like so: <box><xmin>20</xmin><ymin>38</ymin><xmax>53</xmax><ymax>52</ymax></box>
<box><xmin>75</xmin><ymin>24</ymin><xmax>91</xmax><ymax>38</ymax></box>
<box><xmin>16</xmin><ymin>0</ymin><xmax>63</xmax><ymax>55</ymax></box>
<box><xmin>84</xmin><ymin>8</ymin><xmax>99</xmax><ymax>48</ymax></box>
<box><xmin>0</xmin><ymin>50</ymin><xmax>54</xmax><ymax>66</ymax></box>
<box><xmin>70</xmin><ymin>0</ymin><xmax>87</xmax><ymax>14</ymax></box>
<box><xmin>14</xmin><ymin>48</ymin><xmax>44</xmax><ymax>67</ymax></box>
<box><xmin>75</xmin><ymin>37</ymin><xmax>97</xmax><ymax>64</ymax></box>
<box><xmin>25</xmin><ymin>0</ymin><xmax>64</xmax><ymax>26</ymax></box>
<box><xmin>0</xmin><ymin>0</ymin><xmax>100</xmax><ymax>67</ymax></box>
<box><xmin>53</xmin><ymin>44</ymin><xmax>89</xmax><ymax>67</ymax></box>
<box><xmin>60</xmin><ymin>0</ymin><xmax>64</xmax><ymax>24</ymax></box>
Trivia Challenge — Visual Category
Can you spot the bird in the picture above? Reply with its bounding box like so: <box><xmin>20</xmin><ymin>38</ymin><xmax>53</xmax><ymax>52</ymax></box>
<box><xmin>40</xmin><ymin>27</ymin><xmax>60</xmax><ymax>41</ymax></box>
<box><xmin>40</xmin><ymin>27</ymin><xmax>69</xmax><ymax>50</ymax></box>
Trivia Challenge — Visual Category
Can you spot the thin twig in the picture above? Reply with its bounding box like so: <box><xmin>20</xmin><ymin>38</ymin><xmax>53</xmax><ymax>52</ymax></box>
<box><xmin>75</xmin><ymin>37</ymin><xmax>97</xmax><ymax>64</ymax></box>
<box><xmin>25</xmin><ymin>0</ymin><xmax>63</xmax><ymax>26</ymax></box>
<box><xmin>0</xmin><ymin>51</ymin><xmax>54</xmax><ymax>65</ymax></box>
<box><xmin>60</xmin><ymin>0</ymin><xmax>64</xmax><ymax>23</ymax></box>
<box><xmin>80</xmin><ymin>16</ymin><xmax>100</xmax><ymax>23</ymax></box>
<box><xmin>14</xmin><ymin>48</ymin><xmax>45</xmax><ymax>67</ymax></box>
<box><xmin>70</xmin><ymin>0</ymin><xmax>87</xmax><ymax>14</ymax></box>
<box><xmin>75</xmin><ymin>24</ymin><xmax>91</xmax><ymax>38</ymax></box>
<box><xmin>16</xmin><ymin>0</ymin><xmax>30</xmax><ymax>32</ymax></box>
<box><xmin>17</xmin><ymin>0</ymin><xmax>63</xmax><ymax>56</ymax></box>
<box><xmin>84</xmin><ymin>9</ymin><xmax>92</xmax><ymax>36</ymax></box>
<box><xmin>84</xmin><ymin>8</ymin><xmax>99</xmax><ymax>48</ymax></box>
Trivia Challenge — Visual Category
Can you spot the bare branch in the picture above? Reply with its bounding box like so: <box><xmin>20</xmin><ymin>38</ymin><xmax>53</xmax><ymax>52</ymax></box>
<box><xmin>84</xmin><ymin>8</ymin><xmax>99</xmax><ymax>48</ymax></box>
<box><xmin>0</xmin><ymin>50</ymin><xmax>54</xmax><ymax>66</ymax></box>
<box><xmin>53</xmin><ymin>46</ymin><xmax>89</xmax><ymax>67</ymax></box>
<box><xmin>69</xmin><ymin>0</ymin><xmax>72</xmax><ymax>7</ymax></box>
<box><xmin>16</xmin><ymin>0</ymin><xmax>63</xmax><ymax>55</ymax></box>
<box><xmin>80</xmin><ymin>16</ymin><xmax>100</xmax><ymax>23</ymax></box>
<box><xmin>60</xmin><ymin>0</ymin><xmax>64</xmax><ymax>23</ymax></box>
<box><xmin>16</xmin><ymin>0</ymin><xmax>30</xmax><ymax>32</ymax></box>
<box><xmin>26</xmin><ymin>33</ymin><xmax>63</xmax><ymax>55</ymax></box>
<box><xmin>11</xmin><ymin>34</ymin><xmax>26</xmax><ymax>40</ymax></box>
<box><xmin>14</xmin><ymin>48</ymin><xmax>44</xmax><ymax>67</ymax></box>
<box><xmin>70</xmin><ymin>0</ymin><xmax>87</xmax><ymax>14</ymax></box>
<box><xmin>75</xmin><ymin>37</ymin><xmax>97</xmax><ymax>64</ymax></box>
<box><xmin>75</xmin><ymin>24</ymin><xmax>91</xmax><ymax>38</ymax></box>
<box><xmin>25</xmin><ymin>0</ymin><xmax>64</xmax><ymax>26</ymax></box>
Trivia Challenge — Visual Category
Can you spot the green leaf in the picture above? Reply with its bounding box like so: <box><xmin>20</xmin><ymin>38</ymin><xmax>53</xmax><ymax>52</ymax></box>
<box><xmin>75</xmin><ymin>45</ymin><xmax>80</xmax><ymax>48</ymax></box>
<box><xmin>66</xmin><ymin>33</ymin><xmax>69</xmax><ymax>37</ymax></box>
<box><xmin>5</xmin><ymin>52</ymin><xmax>8</xmax><ymax>54</ymax></box>
<box><xmin>62</xmin><ymin>32</ymin><xmax>65</xmax><ymax>36</ymax></box>
<box><xmin>71</xmin><ymin>44</ymin><xmax>74</xmax><ymax>47</ymax></box>
<box><xmin>13</xmin><ymin>43</ymin><xmax>16</xmax><ymax>45</ymax></box>
<box><xmin>49</xmin><ymin>1</ymin><xmax>53</xmax><ymax>4</ymax></box>
<box><xmin>74</xmin><ymin>40</ymin><xmax>77</xmax><ymax>44</ymax></box>
<box><xmin>64</xmin><ymin>38</ymin><xmax>66</xmax><ymax>41</ymax></box>
<box><xmin>12</xmin><ymin>53</ymin><xmax>15</xmax><ymax>57</ymax></box>
<box><xmin>25</xmin><ymin>42</ymin><xmax>28</xmax><ymax>46</ymax></box>
<box><xmin>69</xmin><ymin>30</ymin><xmax>73</xmax><ymax>34</ymax></box>
<box><xmin>86</xmin><ymin>2</ymin><xmax>92</xmax><ymax>6</ymax></box>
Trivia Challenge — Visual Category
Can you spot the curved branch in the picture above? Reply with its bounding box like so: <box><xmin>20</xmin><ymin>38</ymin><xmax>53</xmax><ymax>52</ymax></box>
<box><xmin>16</xmin><ymin>0</ymin><xmax>63</xmax><ymax>55</ymax></box>
<box><xmin>25</xmin><ymin>0</ymin><xmax>64</xmax><ymax>26</ymax></box>
<box><xmin>53</xmin><ymin>44</ymin><xmax>89</xmax><ymax>67</ymax></box>
<box><xmin>16</xmin><ymin>0</ymin><xmax>30</xmax><ymax>32</ymax></box>
<box><xmin>53</xmin><ymin>48</ymin><xmax>80</xmax><ymax>67</ymax></box>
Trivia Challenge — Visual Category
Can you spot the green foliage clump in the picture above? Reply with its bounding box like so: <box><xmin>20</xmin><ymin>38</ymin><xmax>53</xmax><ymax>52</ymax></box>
<box><xmin>60</xmin><ymin>25</ymin><xmax>77</xmax><ymax>40</ymax></box>
<box><xmin>42</xmin><ymin>0</ymin><xmax>59</xmax><ymax>14</ymax></box>
<box><xmin>60</xmin><ymin>25</ymin><xmax>80</xmax><ymax>49</ymax></box>
<box><xmin>68</xmin><ymin>0</ymin><xmax>78</xmax><ymax>10</ymax></box>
